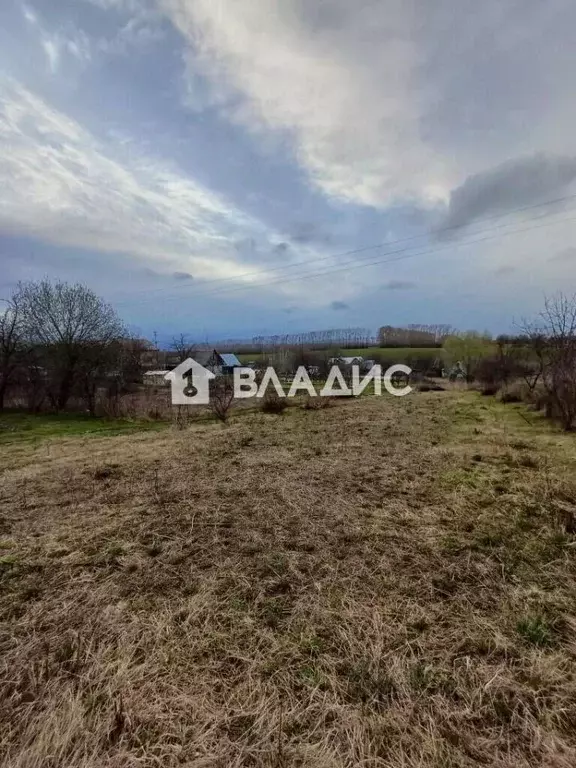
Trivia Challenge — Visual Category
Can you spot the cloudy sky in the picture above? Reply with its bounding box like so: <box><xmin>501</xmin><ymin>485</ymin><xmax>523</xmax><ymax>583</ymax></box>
<box><xmin>1</xmin><ymin>0</ymin><xmax>576</xmax><ymax>343</ymax></box>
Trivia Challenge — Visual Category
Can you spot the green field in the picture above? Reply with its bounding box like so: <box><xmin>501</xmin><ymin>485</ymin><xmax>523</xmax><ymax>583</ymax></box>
<box><xmin>238</xmin><ymin>346</ymin><xmax>442</xmax><ymax>363</ymax></box>
<box><xmin>0</xmin><ymin>412</ymin><xmax>168</xmax><ymax>445</ymax></box>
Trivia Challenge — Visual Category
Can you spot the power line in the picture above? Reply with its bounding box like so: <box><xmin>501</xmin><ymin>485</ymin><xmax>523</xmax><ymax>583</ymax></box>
<box><xmin>197</xmin><ymin>206</ymin><xmax>576</xmax><ymax>298</ymax></box>
<box><xmin>174</xmin><ymin>209</ymin><xmax>576</xmax><ymax>301</ymax></box>
<box><xmin>118</xmin><ymin>206</ymin><xmax>576</xmax><ymax>308</ymax></box>
<box><xmin>112</xmin><ymin>190</ymin><xmax>576</xmax><ymax>304</ymax></box>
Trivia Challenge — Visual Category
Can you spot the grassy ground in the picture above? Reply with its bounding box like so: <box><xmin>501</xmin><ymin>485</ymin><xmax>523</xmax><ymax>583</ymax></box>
<box><xmin>238</xmin><ymin>347</ymin><xmax>441</xmax><ymax>364</ymax></box>
<box><xmin>1</xmin><ymin>392</ymin><xmax>576</xmax><ymax>767</ymax></box>
<box><xmin>0</xmin><ymin>412</ymin><xmax>168</xmax><ymax>446</ymax></box>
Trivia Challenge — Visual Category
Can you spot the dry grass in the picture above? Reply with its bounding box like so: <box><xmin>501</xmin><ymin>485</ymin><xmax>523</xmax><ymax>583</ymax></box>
<box><xmin>1</xmin><ymin>392</ymin><xmax>576</xmax><ymax>767</ymax></box>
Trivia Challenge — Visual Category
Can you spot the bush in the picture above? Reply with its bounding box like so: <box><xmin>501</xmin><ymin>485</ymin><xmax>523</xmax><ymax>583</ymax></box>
<box><xmin>209</xmin><ymin>377</ymin><xmax>235</xmax><ymax>422</ymax></box>
<box><xmin>261</xmin><ymin>392</ymin><xmax>288</xmax><ymax>414</ymax></box>
<box><xmin>500</xmin><ymin>391</ymin><xmax>522</xmax><ymax>404</ymax></box>
<box><xmin>303</xmin><ymin>396</ymin><xmax>333</xmax><ymax>410</ymax></box>
<box><xmin>535</xmin><ymin>390</ymin><xmax>553</xmax><ymax>413</ymax></box>
<box><xmin>405</xmin><ymin>357</ymin><xmax>443</xmax><ymax>378</ymax></box>
<box><xmin>498</xmin><ymin>381</ymin><xmax>534</xmax><ymax>405</ymax></box>
<box><xmin>417</xmin><ymin>378</ymin><xmax>446</xmax><ymax>392</ymax></box>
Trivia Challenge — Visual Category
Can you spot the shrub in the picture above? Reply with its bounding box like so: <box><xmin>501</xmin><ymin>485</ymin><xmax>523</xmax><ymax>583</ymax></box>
<box><xmin>499</xmin><ymin>381</ymin><xmax>531</xmax><ymax>404</ymax></box>
<box><xmin>261</xmin><ymin>392</ymin><xmax>288</xmax><ymax>414</ymax></box>
<box><xmin>209</xmin><ymin>377</ymin><xmax>235</xmax><ymax>422</ymax></box>
<box><xmin>417</xmin><ymin>378</ymin><xmax>446</xmax><ymax>392</ymax></box>
<box><xmin>500</xmin><ymin>391</ymin><xmax>522</xmax><ymax>404</ymax></box>
<box><xmin>535</xmin><ymin>391</ymin><xmax>552</xmax><ymax>412</ymax></box>
<box><xmin>303</xmin><ymin>396</ymin><xmax>333</xmax><ymax>410</ymax></box>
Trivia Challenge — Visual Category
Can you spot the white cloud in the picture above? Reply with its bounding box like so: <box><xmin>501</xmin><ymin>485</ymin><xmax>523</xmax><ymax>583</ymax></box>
<box><xmin>161</xmin><ymin>0</ymin><xmax>451</xmax><ymax>209</ymax></box>
<box><xmin>80</xmin><ymin>0</ymin><xmax>151</xmax><ymax>10</ymax></box>
<box><xmin>0</xmin><ymin>77</ymin><xmax>315</xmax><ymax>288</ymax></box>
<box><xmin>42</xmin><ymin>38</ymin><xmax>61</xmax><ymax>73</ymax></box>
<box><xmin>21</xmin><ymin>1</ymin><xmax>159</xmax><ymax>79</ymax></box>
<box><xmin>158</xmin><ymin>0</ymin><xmax>576</xmax><ymax>210</ymax></box>
<box><xmin>22</xmin><ymin>6</ymin><xmax>38</xmax><ymax>25</ymax></box>
<box><xmin>38</xmin><ymin>31</ymin><xmax>92</xmax><ymax>75</ymax></box>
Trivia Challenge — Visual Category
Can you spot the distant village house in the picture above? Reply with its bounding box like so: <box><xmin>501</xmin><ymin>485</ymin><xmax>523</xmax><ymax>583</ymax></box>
<box><xmin>142</xmin><ymin>348</ymin><xmax>242</xmax><ymax>385</ymax></box>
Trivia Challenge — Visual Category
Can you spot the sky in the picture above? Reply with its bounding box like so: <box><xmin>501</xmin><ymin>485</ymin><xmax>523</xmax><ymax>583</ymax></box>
<box><xmin>1</xmin><ymin>0</ymin><xmax>576</xmax><ymax>344</ymax></box>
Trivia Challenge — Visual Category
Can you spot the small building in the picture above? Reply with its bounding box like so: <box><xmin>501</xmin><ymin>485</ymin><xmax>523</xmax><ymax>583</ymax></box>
<box><xmin>143</xmin><ymin>370</ymin><xmax>170</xmax><ymax>387</ymax></box>
<box><xmin>218</xmin><ymin>353</ymin><xmax>242</xmax><ymax>375</ymax></box>
<box><xmin>143</xmin><ymin>349</ymin><xmax>243</xmax><ymax>382</ymax></box>
<box><xmin>136</xmin><ymin>340</ymin><xmax>162</xmax><ymax>371</ymax></box>
<box><xmin>329</xmin><ymin>356</ymin><xmax>364</xmax><ymax>367</ymax></box>
<box><xmin>188</xmin><ymin>350</ymin><xmax>242</xmax><ymax>376</ymax></box>
<box><xmin>164</xmin><ymin>352</ymin><xmax>183</xmax><ymax>369</ymax></box>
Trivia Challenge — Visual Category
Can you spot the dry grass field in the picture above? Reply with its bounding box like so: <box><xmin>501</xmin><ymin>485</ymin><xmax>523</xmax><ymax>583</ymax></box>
<box><xmin>2</xmin><ymin>391</ymin><xmax>576</xmax><ymax>767</ymax></box>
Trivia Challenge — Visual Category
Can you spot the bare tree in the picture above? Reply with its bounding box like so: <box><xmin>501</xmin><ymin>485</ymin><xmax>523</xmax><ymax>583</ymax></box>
<box><xmin>0</xmin><ymin>292</ymin><xmax>25</xmax><ymax>411</ymax></box>
<box><xmin>118</xmin><ymin>337</ymin><xmax>146</xmax><ymax>389</ymax></box>
<box><xmin>514</xmin><ymin>331</ymin><xmax>545</xmax><ymax>394</ymax></box>
<box><xmin>522</xmin><ymin>293</ymin><xmax>576</xmax><ymax>430</ymax></box>
<box><xmin>541</xmin><ymin>294</ymin><xmax>576</xmax><ymax>430</ymax></box>
<box><xmin>209</xmin><ymin>376</ymin><xmax>236</xmax><ymax>422</ymax></box>
<box><xmin>18</xmin><ymin>280</ymin><xmax>124</xmax><ymax>412</ymax></box>
<box><xmin>77</xmin><ymin>341</ymin><xmax>123</xmax><ymax>416</ymax></box>
<box><xmin>170</xmin><ymin>333</ymin><xmax>196</xmax><ymax>363</ymax></box>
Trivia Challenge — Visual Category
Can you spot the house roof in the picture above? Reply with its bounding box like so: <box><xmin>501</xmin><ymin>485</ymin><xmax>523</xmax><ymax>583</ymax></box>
<box><xmin>219</xmin><ymin>353</ymin><xmax>242</xmax><ymax>367</ymax></box>
<box><xmin>330</xmin><ymin>356</ymin><xmax>364</xmax><ymax>365</ymax></box>
<box><xmin>189</xmin><ymin>350</ymin><xmax>215</xmax><ymax>366</ymax></box>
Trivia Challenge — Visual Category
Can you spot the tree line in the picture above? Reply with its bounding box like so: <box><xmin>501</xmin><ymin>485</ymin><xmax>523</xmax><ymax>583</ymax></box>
<box><xmin>441</xmin><ymin>294</ymin><xmax>576</xmax><ymax>430</ymax></box>
<box><xmin>3</xmin><ymin>279</ymin><xmax>576</xmax><ymax>430</ymax></box>
<box><xmin>215</xmin><ymin>325</ymin><xmax>454</xmax><ymax>354</ymax></box>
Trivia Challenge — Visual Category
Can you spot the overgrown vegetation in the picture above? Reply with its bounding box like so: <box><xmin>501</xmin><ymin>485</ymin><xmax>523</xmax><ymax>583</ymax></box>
<box><xmin>261</xmin><ymin>390</ymin><xmax>289</xmax><ymax>414</ymax></box>
<box><xmin>440</xmin><ymin>293</ymin><xmax>576</xmax><ymax>431</ymax></box>
<box><xmin>1</xmin><ymin>391</ymin><xmax>576</xmax><ymax>766</ymax></box>
<box><xmin>0</xmin><ymin>279</ymin><xmax>144</xmax><ymax>417</ymax></box>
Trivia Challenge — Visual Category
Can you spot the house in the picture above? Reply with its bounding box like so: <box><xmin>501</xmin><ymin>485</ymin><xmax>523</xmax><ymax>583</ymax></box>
<box><xmin>361</xmin><ymin>359</ymin><xmax>377</xmax><ymax>372</ymax></box>
<box><xmin>187</xmin><ymin>350</ymin><xmax>242</xmax><ymax>376</ymax></box>
<box><xmin>164</xmin><ymin>352</ymin><xmax>183</xmax><ymax>369</ymax></box>
<box><xmin>218</xmin><ymin>353</ymin><xmax>242</xmax><ymax>375</ymax></box>
<box><xmin>143</xmin><ymin>370</ymin><xmax>170</xmax><ymax>387</ymax></box>
<box><xmin>329</xmin><ymin>356</ymin><xmax>364</xmax><ymax>367</ymax></box>
<box><xmin>141</xmin><ymin>348</ymin><xmax>243</xmax><ymax>383</ymax></box>
<box><xmin>136</xmin><ymin>340</ymin><xmax>162</xmax><ymax>371</ymax></box>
